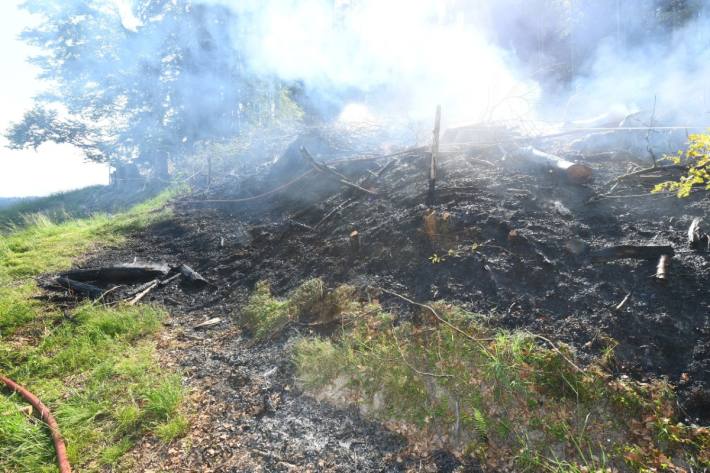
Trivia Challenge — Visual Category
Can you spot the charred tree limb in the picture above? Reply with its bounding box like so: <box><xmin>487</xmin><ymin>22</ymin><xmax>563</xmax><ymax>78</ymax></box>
<box><xmin>127</xmin><ymin>280</ymin><xmax>158</xmax><ymax>306</ymax></box>
<box><xmin>62</xmin><ymin>263</ymin><xmax>170</xmax><ymax>284</ymax></box>
<box><xmin>613</xmin><ymin>293</ymin><xmax>632</xmax><ymax>312</ymax></box>
<box><xmin>590</xmin><ymin>245</ymin><xmax>675</xmax><ymax>263</ymax></box>
<box><xmin>604</xmin><ymin>164</ymin><xmax>688</xmax><ymax>188</ymax></box>
<box><xmin>314</xmin><ymin>198</ymin><xmax>355</xmax><ymax>230</ymax></box>
<box><xmin>288</xmin><ymin>219</ymin><xmax>315</xmax><ymax>231</ymax></box>
<box><xmin>300</xmin><ymin>147</ymin><xmax>378</xmax><ymax>196</ymax></box>
<box><xmin>54</xmin><ymin>277</ymin><xmax>103</xmax><ymax>299</ymax></box>
<box><xmin>179</xmin><ymin>264</ymin><xmax>209</xmax><ymax>287</ymax></box>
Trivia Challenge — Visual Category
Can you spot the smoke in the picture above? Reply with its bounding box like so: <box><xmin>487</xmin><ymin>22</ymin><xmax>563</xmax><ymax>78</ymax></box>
<box><xmin>19</xmin><ymin>0</ymin><xmax>710</xmax><ymax>164</ymax></box>
<box><xmin>201</xmin><ymin>0</ymin><xmax>541</xmax><ymax>126</ymax></box>
<box><xmin>198</xmin><ymin>0</ymin><xmax>710</xmax><ymax>131</ymax></box>
<box><xmin>563</xmin><ymin>11</ymin><xmax>710</xmax><ymax>126</ymax></box>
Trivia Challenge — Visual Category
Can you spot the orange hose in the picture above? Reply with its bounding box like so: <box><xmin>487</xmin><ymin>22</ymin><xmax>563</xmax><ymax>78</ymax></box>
<box><xmin>0</xmin><ymin>374</ymin><xmax>72</xmax><ymax>473</ymax></box>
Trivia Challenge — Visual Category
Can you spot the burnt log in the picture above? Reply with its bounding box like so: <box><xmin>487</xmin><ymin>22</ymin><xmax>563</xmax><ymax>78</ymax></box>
<box><xmin>590</xmin><ymin>245</ymin><xmax>675</xmax><ymax>263</ymax></box>
<box><xmin>62</xmin><ymin>263</ymin><xmax>170</xmax><ymax>284</ymax></box>
<box><xmin>179</xmin><ymin>264</ymin><xmax>209</xmax><ymax>287</ymax></box>
<box><xmin>515</xmin><ymin>146</ymin><xmax>593</xmax><ymax>184</ymax></box>
<box><xmin>55</xmin><ymin>277</ymin><xmax>103</xmax><ymax>299</ymax></box>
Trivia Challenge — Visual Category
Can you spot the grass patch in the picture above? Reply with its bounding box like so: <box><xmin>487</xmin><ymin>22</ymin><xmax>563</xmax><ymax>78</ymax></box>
<box><xmin>0</xmin><ymin>187</ymin><xmax>187</xmax><ymax>472</ymax></box>
<box><xmin>248</xmin><ymin>280</ymin><xmax>710</xmax><ymax>472</ymax></box>
<box><xmin>0</xmin><ymin>183</ymin><xmax>171</xmax><ymax>229</ymax></box>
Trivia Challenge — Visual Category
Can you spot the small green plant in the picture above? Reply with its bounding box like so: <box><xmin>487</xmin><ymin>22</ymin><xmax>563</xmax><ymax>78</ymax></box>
<box><xmin>241</xmin><ymin>281</ymin><xmax>291</xmax><ymax>339</ymax></box>
<box><xmin>242</xmin><ymin>279</ymin><xmax>356</xmax><ymax>340</ymax></box>
<box><xmin>155</xmin><ymin>415</ymin><xmax>190</xmax><ymax>442</ymax></box>
<box><xmin>654</xmin><ymin>131</ymin><xmax>710</xmax><ymax>197</ymax></box>
<box><xmin>429</xmin><ymin>253</ymin><xmax>446</xmax><ymax>264</ymax></box>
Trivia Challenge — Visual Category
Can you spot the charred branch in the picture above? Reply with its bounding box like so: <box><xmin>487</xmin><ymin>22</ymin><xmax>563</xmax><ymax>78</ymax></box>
<box><xmin>300</xmin><ymin>146</ymin><xmax>378</xmax><ymax>196</ymax></box>
<box><xmin>54</xmin><ymin>276</ymin><xmax>103</xmax><ymax>299</ymax></box>
<box><xmin>590</xmin><ymin>245</ymin><xmax>675</xmax><ymax>262</ymax></box>
<box><xmin>349</xmin><ymin>230</ymin><xmax>360</xmax><ymax>254</ymax></box>
<box><xmin>179</xmin><ymin>264</ymin><xmax>209</xmax><ymax>287</ymax></box>
<box><xmin>427</xmin><ymin>105</ymin><xmax>441</xmax><ymax>205</ymax></box>
<box><xmin>62</xmin><ymin>263</ymin><xmax>170</xmax><ymax>284</ymax></box>
<box><xmin>127</xmin><ymin>280</ymin><xmax>158</xmax><ymax>306</ymax></box>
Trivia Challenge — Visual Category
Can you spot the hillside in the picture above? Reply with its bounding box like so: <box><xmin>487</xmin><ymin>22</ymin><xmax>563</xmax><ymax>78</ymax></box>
<box><xmin>23</xmin><ymin>124</ymin><xmax>709</xmax><ymax>472</ymax></box>
<box><xmin>0</xmin><ymin>196</ymin><xmax>33</xmax><ymax>209</ymax></box>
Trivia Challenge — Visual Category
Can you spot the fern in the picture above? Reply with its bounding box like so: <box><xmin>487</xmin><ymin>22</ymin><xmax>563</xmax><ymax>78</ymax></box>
<box><xmin>472</xmin><ymin>408</ymin><xmax>489</xmax><ymax>441</ymax></box>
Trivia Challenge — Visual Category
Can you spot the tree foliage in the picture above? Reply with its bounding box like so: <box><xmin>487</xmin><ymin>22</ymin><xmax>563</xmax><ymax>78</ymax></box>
<box><xmin>6</xmin><ymin>0</ymin><xmax>287</xmax><ymax>176</ymax></box>
<box><xmin>654</xmin><ymin>132</ymin><xmax>710</xmax><ymax>197</ymax></box>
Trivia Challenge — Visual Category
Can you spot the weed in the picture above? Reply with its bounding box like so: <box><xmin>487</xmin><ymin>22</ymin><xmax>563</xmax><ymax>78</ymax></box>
<box><xmin>241</xmin><ymin>281</ymin><xmax>291</xmax><ymax>339</ymax></box>
<box><xmin>155</xmin><ymin>415</ymin><xmax>190</xmax><ymax>443</ymax></box>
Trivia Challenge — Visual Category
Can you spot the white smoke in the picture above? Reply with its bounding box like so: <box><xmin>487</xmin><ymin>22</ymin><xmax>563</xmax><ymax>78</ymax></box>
<box><xmin>565</xmin><ymin>15</ymin><xmax>710</xmax><ymax>126</ymax></box>
<box><xmin>202</xmin><ymin>0</ymin><xmax>541</xmax><ymax>125</ymax></box>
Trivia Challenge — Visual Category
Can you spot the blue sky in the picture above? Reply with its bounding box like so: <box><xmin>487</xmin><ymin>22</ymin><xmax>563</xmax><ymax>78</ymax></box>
<box><xmin>0</xmin><ymin>1</ymin><xmax>108</xmax><ymax>197</ymax></box>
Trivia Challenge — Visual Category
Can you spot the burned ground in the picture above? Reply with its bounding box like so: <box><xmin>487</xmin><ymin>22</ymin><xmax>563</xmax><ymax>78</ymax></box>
<box><xmin>62</xmin><ymin>129</ymin><xmax>709</xmax><ymax>470</ymax></box>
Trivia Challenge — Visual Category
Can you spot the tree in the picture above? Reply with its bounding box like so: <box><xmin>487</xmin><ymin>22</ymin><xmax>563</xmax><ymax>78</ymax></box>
<box><xmin>6</xmin><ymin>0</ymin><xmax>283</xmax><ymax>179</ymax></box>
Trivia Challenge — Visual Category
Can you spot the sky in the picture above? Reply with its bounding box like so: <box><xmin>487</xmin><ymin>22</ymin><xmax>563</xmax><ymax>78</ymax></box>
<box><xmin>0</xmin><ymin>1</ymin><xmax>108</xmax><ymax>198</ymax></box>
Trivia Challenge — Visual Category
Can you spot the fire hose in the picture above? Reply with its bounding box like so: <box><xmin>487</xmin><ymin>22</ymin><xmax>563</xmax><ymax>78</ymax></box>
<box><xmin>0</xmin><ymin>374</ymin><xmax>72</xmax><ymax>473</ymax></box>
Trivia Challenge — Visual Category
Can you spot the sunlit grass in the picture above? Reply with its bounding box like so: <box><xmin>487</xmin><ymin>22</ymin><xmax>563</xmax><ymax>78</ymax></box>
<box><xmin>0</xmin><ymin>187</ymin><xmax>187</xmax><ymax>472</ymax></box>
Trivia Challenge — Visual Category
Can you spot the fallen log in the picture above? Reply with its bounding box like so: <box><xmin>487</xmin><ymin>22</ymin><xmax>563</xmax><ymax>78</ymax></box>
<box><xmin>514</xmin><ymin>146</ymin><xmax>593</xmax><ymax>184</ymax></box>
<box><xmin>62</xmin><ymin>263</ymin><xmax>170</xmax><ymax>284</ymax></box>
<box><xmin>55</xmin><ymin>276</ymin><xmax>103</xmax><ymax>299</ymax></box>
<box><xmin>590</xmin><ymin>245</ymin><xmax>675</xmax><ymax>263</ymax></box>
<box><xmin>179</xmin><ymin>264</ymin><xmax>209</xmax><ymax>286</ymax></box>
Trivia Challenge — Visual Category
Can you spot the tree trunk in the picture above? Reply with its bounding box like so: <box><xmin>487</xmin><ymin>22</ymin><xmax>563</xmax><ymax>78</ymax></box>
<box><xmin>153</xmin><ymin>152</ymin><xmax>169</xmax><ymax>180</ymax></box>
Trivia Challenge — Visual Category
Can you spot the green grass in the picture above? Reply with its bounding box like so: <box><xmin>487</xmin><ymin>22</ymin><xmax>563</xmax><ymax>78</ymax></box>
<box><xmin>0</xmin><ymin>187</ymin><xmax>187</xmax><ymax>472</ymax></box>
<box><xmin>243</xmin><ymin>280</ymin><xmax>710</xmax><ymax>472</ymax></box>
<box><xmin>0</xmin><ymin>183</ymin><xmax>170</xmax><ymax>230</ymax></box>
